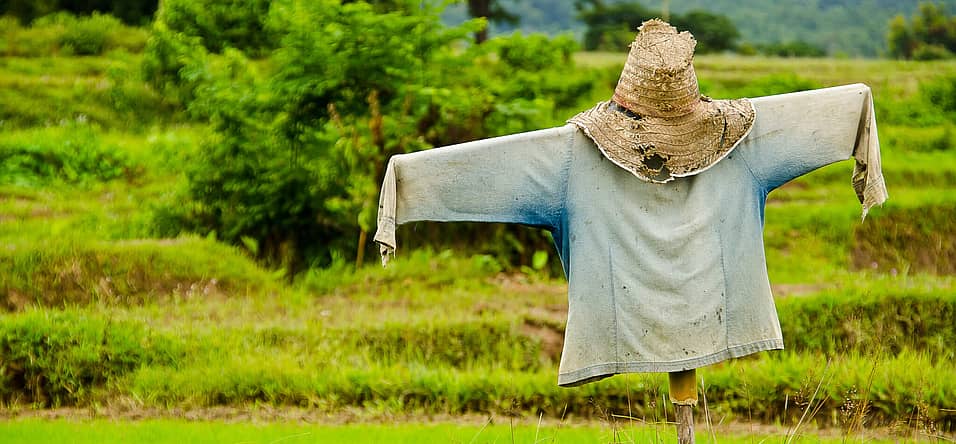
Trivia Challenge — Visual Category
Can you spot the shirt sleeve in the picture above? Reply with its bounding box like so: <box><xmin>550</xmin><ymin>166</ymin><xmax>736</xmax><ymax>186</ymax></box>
<box><xmin>373</xmin><ymin>124</ymin><xmax>576</xmax><ymax>265</ymax></box>
<box><xmin>738</xmin><ymin>83</ymin><xmax>887</xmax><ymax>218</ymax></box>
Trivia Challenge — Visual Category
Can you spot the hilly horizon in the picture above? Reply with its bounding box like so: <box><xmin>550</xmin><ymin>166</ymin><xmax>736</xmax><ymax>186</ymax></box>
<box><xmin>443</xmin><ymin>0</ymin><xmax>956</xmax><ymax>57</ymax></box>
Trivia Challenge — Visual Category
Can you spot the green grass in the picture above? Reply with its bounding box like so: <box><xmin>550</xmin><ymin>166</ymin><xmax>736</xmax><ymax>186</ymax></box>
<box><xmin>0</xmin><ymin>54</ymin><xmax>177</xmax><ymax>129</ymax></box>
<box><xmin>0</xmin><ymin>419</ymin><xmax>916</xmax><ymax>444</ymax></box>
<box><xmin>1</xmin><ymin>272</ymin><xmax>952</xmax><ymax>428</ymax></box>
<box><xmin>575</xmin><ymin>53</ymin><xmax>956</xmax><ymax>97</ymax></box>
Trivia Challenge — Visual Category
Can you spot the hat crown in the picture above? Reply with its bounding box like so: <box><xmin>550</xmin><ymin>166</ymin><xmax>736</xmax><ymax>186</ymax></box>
<box><xmin>612</xmin><ymin>19</ymin><xmax>701</xmax><ymax>118</ymax></box>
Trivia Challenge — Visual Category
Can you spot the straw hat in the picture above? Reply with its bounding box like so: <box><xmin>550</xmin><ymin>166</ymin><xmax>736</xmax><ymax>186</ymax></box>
<box><xmin>568</xmin><ymin>19</ymin><xmax>755</xmax><ymax>183</ymax></box>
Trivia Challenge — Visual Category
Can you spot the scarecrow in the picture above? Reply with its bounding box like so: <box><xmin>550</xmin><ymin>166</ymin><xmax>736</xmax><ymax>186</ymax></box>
<box><xmin>374</xmin><ymin>19</ymin><xmax>887</xmax><ymax>440</ymax></box>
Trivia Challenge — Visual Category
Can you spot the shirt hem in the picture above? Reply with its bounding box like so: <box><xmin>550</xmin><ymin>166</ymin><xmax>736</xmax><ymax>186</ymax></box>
<box><xmin>556</xmin><ymin>338</ymin><xmax>784</xmax><ymax>387</ymax></box>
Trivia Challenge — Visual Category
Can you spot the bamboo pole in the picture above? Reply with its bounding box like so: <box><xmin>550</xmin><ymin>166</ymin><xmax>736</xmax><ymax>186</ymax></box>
<box><xmin>669</xmin><ymin>369</ymin><xmax>697</xmax><ymax>444</ymax></box>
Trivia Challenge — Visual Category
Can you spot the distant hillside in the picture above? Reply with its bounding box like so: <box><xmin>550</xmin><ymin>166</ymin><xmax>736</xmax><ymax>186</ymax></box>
<box><xmin>443</xmin><ymin>0</ymin><xmax>956</xmax><ymax>57</ymax></box>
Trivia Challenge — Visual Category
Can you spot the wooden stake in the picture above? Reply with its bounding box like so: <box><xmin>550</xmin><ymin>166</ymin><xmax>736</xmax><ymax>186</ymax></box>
<box><xmin>669</xmin><ymin>369</ymin><xmax>697</xmax><ymax>444</ymax></box>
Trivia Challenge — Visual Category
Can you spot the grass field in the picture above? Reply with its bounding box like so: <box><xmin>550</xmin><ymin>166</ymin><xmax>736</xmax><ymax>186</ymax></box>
<box><xmin>0</xmin><ymin>418</ymin><xmax>926</xmax><ymax>444</ymax></box>
<box><xmin>1</xmin><ymin>44</ymin><xmax>955</xmax><ymax>442</ymax></box>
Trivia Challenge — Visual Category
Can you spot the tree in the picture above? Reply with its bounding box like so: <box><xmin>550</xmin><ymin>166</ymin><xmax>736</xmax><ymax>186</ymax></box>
<box><xmin>149</xmin><ymin>0</ymin><xmax>590</xmax><ymax>270</ymax></box>
<box><xmin>466</xmin><ymin>0</ymin><xmax>520</xmax><ymax>43</ymax></box>
<box><xmin>887</xmin><ymin>2</ymin><xmax>956</xmax><ymax>59</ymax></box>
<box><xmin>670</xmin><ymin>10</ymin><xmax>739</xmax><ymax>53</ymax></box>
<box><xmin>888</xmin><ymin>14</ymin><xmax>917</xmax><ymax>58</ymax></box>
<box><xmin>576</xmin><ymin>0</ymin><xmax>654</xmax><ymax>51</ymax></box>
<box><xmin>179</xmin><ymin>0</ymin><xmax>466</xmax><ymax>270</ymax></box>
<box><xmin>576</xmin><ymin>0</ymin><xmax>740</xmax><ymax>53</ymax></box>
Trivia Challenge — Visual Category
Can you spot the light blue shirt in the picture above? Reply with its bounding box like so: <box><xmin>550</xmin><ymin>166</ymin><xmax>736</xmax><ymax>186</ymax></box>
<box><xmin>374</xmin><ymin>84</ymin><xmax>886</xmax><ymax>386</ymax></box>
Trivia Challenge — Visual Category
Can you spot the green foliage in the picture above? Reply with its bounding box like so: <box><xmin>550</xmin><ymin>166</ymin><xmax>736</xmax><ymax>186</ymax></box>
<box><xmin>576</xmin><ymin>1</ymin><xmax>739</xmax><ymax>52</ymax></box>
<box><xmin>575</xmin><ymin>1</ymin><xmax>650</xmax><ymax>51</ymax></box>
<box><xmin>921</xmin><ymin>74</ymin><xmax>956</xmax><ymax>114</ymax></box>
<box><xmin>754</xmin><ymin>40</ymin><xmax>827</xmax><ymax>58</ymax></box>
<box><xmin>0</xmin><ymin>234</ymin><xmax>280</xmax><ymax>310</ymax></box>
<box><xmin>669</xmin><ymin>10</ymin><xmax>740</xmax><ymax>53</ymax></box>
<box><xmin>150</xmin><ymin>1</ymin><xmax>596</xmax><ymax>269</ymax></box>
<box><xmin>875</xmin><ymin>75</ymin><xmax>956</xmax><ymax>126</ymax></box>
<box><xmin>0</xmin><ymin>310</ymin><xmax>181</xmax><ymax>406</ymax></box>
<box><xmin>172</xmin><ymin>0</ymin><xmax>458</xmax><ymax>268</ymax></box>
<box><xmin>465</xmin><ymin>0</ymin><xmax>519</xmax><ymax>43</ymax></box>
<box><xmin>0</xmin><ymin>0</ymin><xmax>158</xmax><ymax>25</ymax></box>
<box><xmin>491</xmin><ymin>32</ymin><xmax>577</xmax><ymax>71</ymax></box>
<box><xmin>887</xmin><ymin>2</ymin><xmax>956</xmax><ymax>60</ymax></box>
<box><xmin>141</xmin><ymin>0</ymin><xmax>278</xmax><ymax>106</ymax></box>
<box><xmin>155</xmin><ymin>0</ymin><xmax>274</xmax><ymax>55</ymax></box>
<box><xmin>0</xmin><ymin>53</ymin><xmax>172</xmax><ymax>129</ymax></box>
<box><xmin>59</xmin><ymin>12</ymin><xmax>122</xmax><ymax>55</ymax></box>
<box><xmin>0</xmin><ymin>12</ymin><xmax>147</xmax><ymax>57</ymax></box>
<box><xmin>779</xmin><ymin>290</ymin><xmax>956</xmax><ymax>360</ymax></box>
<box><xmin>140</xmin><ymin>20</ymin><xmax>209</xmax><ymax>106</ymax></box>
<box><xmin>441</xmin><ymin>0</ymin><xmax>956</xmax><ymax>57</ymax></box>
<box><xmin>0</xmin><ymin>122</ymin><xmax>134</xmax><ymax>187</ymax></box>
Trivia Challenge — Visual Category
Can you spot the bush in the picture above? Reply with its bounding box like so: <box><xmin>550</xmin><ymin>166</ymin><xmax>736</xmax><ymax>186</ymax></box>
<box><xmin>0</xmin><ymin>12</ymin><xmax>147</xmax><ymax>57</ymax></box>
<box><xmin>912</xmin><ymin>43</ymin><xmax>954</xmax><ymax>60</ymax></box>
<box><xmin>154</xmin><ymin>0</ymin><xmax>274</xmax><ymax>56</ymax></box>
<box><xmin>887</xmin><ymin>3</ymin><xmax>956</xmax><ymax>60</ymax></box>
<box><xmin>0</xmin><ymin>310</ymin><xmax>182</xmax><ymax>406</ymax></box>
<box><xmin>60</xmin><ymin>13</ymin><xmax>122</xmax><ymax>55</ymax></box>
<box><xmin>141</xmin><ymin>20</ymin><xmax>211</xmax><ymax>106</ymax></box>
<box><xmin>0</xmin><ymin>122</ymin><xmax>135</xmax><ymax>187</ymax></box>
<box><xmin>757</xmin><ymin>40</ymin><xmax>826</xmax><ymax>57</ymax></box>
<box><xmin>921</xmin><ymin>75</ymin><xmax>956</xmax><ymax>115</ymax></box>
<box><xmin>491</xmin><ymin>32</ymin><xmax>577</xmax><ymax>72</ymax></box>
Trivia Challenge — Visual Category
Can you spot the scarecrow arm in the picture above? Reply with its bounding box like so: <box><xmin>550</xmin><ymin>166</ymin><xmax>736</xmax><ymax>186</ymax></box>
<box><xmin>739</xmin><ymin>83</ymin><xmax>887</xmax><ymax>217</ymax></box>
<box><xmin>373</xmin><ymin>125</ymin><xmax>576</xmax><ymax>265</ymax></box>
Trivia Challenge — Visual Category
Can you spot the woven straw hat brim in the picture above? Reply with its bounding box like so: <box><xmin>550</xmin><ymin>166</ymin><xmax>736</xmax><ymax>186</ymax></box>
<box><xmin>568</xmin><ymin>98</ymin><xmax>755</xmax><ymax>183</ymax></box>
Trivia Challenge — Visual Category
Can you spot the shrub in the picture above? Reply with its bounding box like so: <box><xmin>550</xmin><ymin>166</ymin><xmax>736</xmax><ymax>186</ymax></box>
<box><xmin>141</xmin><ymin>21</ymin><xmax>210</xmax><ymax>106</ymax></box>
<box><xmin>757</xmin><ymin>40</ymin><xmax>826</xmax><ymax>57</ymax></box>
<box><xmin>912</xmin><ymin>43</ymin><xmax>954</xmax><ymax>61</ymax></box>
<box><xmin>154</xmin><ymin>0</ymin><xmax>274</xmax><ymax>56</ymax></box>
<box><xmin>887</xmin><ymin>3</ymin><xmax>956</xmax><ymax>60</ymax></box>
<box><xmin>921</xmin><ymin>75</ymin><xmax>956</xmax><ymax>115</ymax></box>
<box><xmin>60</xmin><ymin>13</ymin><xmax>122</xmax><ymax>55</ymax></box>
<box><xmin>0</xmin><ymin>123</ymin><xmax>135</xmax><ymax>187</ymax></box>
<box><xmin>492</xmin><ymin>32</ymin><xmax>577</xmax><ymax>71</ymax></box>
<box><xmin>0</xmin><ymin>310</ymin><xmax>182</xmax><ymax>406</ymax></box>
<box><xmin>0</xmin><ymin>12</ymin><xmax>147</xmax><ymax>57</ymax></box>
